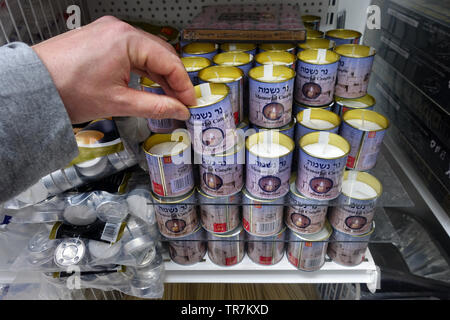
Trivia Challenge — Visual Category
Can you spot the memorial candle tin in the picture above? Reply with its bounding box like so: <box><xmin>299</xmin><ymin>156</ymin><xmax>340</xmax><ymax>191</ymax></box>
<box><xmin>302</xmin><ymin>15</ymin><xmax>321</xmax><ymax>30</ymax></box>
<box><xmin>329</xmin><ymin>171</ymin><xmax>382</xmax><ymax>235</ymax></box>
<box><xmin>340</xmin><ymin>109</ymin><xmax>389</xmax><ymax>171</ymax></box>
<box><xmin>296</xmin><ymin>132</ymin><xmax>350</xmax><ymax>200</ymax></box>
<box><xmin>248</xmin><ymin>65</ymin><xmax>295</xmax><ymax>128</ymax></box>
<box><xmin>213</xmin><ymin>51</ymin><xmax>254</xmax><ymax>77</ymax></box>
<box><xmin>242</xmin><ymin>188</ymin><xmax>285</xmax><ymax>237</ymax></box>
<box><xmin>246</xmin><ymin>131</ymin><xmax>295</xmax><ymax>199</ymax></box>
<box><xmin>286</xmin><ymin>221</ymin><xmax>332</xmax><ymax>271</ymax></box>
<box><xmin>254</xmin><ymin>50</ymin><xmax>297</xmax><ymax>70</ymax></box>
<box><xmin>259</xmin><ymin>43</ymin><xmax>296</xmax><ymax>54</ymax></box>
<box><xmin>207</xmin><ymin>224</ymin><xmax>245</xmax><ymax>267</ymax></box>
<box><xmin>252</xmin><ymin>117</ymin><xmax>296</xmax><ymax>140</ymax></box>
<box><xmin>167</xmin><ymin>224</ymin><xmax>207</xmax><ymax>265</ymax></box>
<box><xmin>181</xmin><ymin>56</ymin><xmax>212</xmax><ymax>85</ymax></box>
<box><xmin>152</xmin><ymin>188</ymin><xmax>198</xmax><ymax>239</ymax></box>
<box><xmin>140</xmin><ymin>77</ymin><xmax>185</xmax><ymax>133</ymax></box>
<box><xmin>286</xmin><ymin>179</ymin><xmax>329</xmax><ymax>235</ymax></box>
<box><xmin>199</xmin><ymin>65</ymin><xmax>244</xmax><ymax>125</ymax></box>
<box><xmin>198</xmin><ymin>188</ymin><xmax>241</xmax><ymax>234</ymax></box>
<box><xmin>297</xmin><ymin>38</ymin><xmax>335</xmax><ymax>52</ymax></box>
<box><xmin>325</xmin><ymin>29</ymin><xmax>362</xmax><ymax>46</ymax></box>
<box><xmin>246</xmin><ymin>226</ymin><xmax>286</xmax><ymax>266</ymax></box>
<box><xmin>295</xmin><ymin>49</ymin><xmax>340</xmax><ymax>106</ymax></box>
<box><xmin>327</xmin><ymin>222</ymin><xmax>375</xmax><ymax>267</ymax></box>
<box><xmin>295</xmin><ymin>108</ymin><xmax>341</xmax><ymax>143</ymax></box>
<box><xmin>186</xmin><ymin>83</ymin><xmax>237</xmax><ymax>154</ymax></box>
<box><xmin>182</xmin><ymin>42</ymin><xmax>219</xmax><ymax>61</ymax></box>
<box><xmin>334</xmin><ymin>94</ymin><xmax>375</xmax><ymax>118</ymax></box>
<box><xmin>143</xmin><ymin>133</ymin><xmax>194</xmax><ymax>198</ymax></box>
<box><xmin>334</xmin><ymin>44</ymin><xmax>376</xmax><ymax>99</ymax></box>
<box><xmin>220</xmin><ymin>43</ymin><xmax>257</xmax><ymax>56</ymax></box>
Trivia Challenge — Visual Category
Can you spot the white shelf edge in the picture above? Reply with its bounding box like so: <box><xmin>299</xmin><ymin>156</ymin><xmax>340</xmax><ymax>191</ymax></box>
<box><xmin>164</xmin><ymin>248</ymin><xmax>378</xmax><ymax>285</ymax></box>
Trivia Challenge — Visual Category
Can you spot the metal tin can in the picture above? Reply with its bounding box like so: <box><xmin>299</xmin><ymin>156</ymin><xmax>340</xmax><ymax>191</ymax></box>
<box><xmin>181</xmin><ymin>56</ymin><xmax>212</xmax><ymax>85</ymax></box>
<box><xmin>213</xmin><ymin>51</ymin><xmax>254</xmax><ymax>78</ymax></box>
<box><xmin>297</xmin><ymin>38</ymin><xmax>335</xmax><ymax>52</ymax></box>
<box><xmin>325</xmin><ymin>29</ymin><xmax>362</xmax><ymax>46</ymax></box>
<box><xmin>334</xmin><ymin>94</ymin><xmax>375</xmax><ymax>117</ymax></box>
<box><xmin>242</xmin><ymin>188</ymin><xmax>285</xmax><ymax>237</ymax></box>
<box><xmin>302</xmin><ymin>15</ymin><xmax>321</xmax><ymax>30</ymax></box>
<box><xmin>306</xmin><ymin>29</ymin><xmax>324</xmax><ymax>40</ymax></box>
<box><xmin>254</xmin><ymin>50</ymin><xmax>297</xmax><ymax>70</ymax></box>
<box><xmin>220</xmin><ymin>43</ymin><xmax>257</xmax><ymax>56</ymax></box>
<box><xmin>327</xmin><ymin>222</ymin><xmax>375</xmax><ymax>266</ymax></box>
<box><xmin>182</xmin><ymin>42</ymin><xmax>219</xmax><ymax>61</ymax></box>
<box><xmin>340</xmin><ymin>109</ymin><xmax>389</xmax><ymax>171</ymax></box>
<box><xmin>248</xmin><ymin>65</ymin><xmax>295</xmax><ymax>128</ymax></box>
<box><xmin>88</xmin><ymin>239</ymin><xmax>122</xmax><ymax>261</ymax></box>
<box><xmin>152</xmin><ymin>188</ymin><xmax>198</xmax><ymax>239</ymax></box>
<box><xmin>198</xmin><ymin>188</ymin><xmax>241</xmax><ymax>234</ymax></box>
<box><xmin>75</xmin><ymin>157</ymin><xmax>109</xmax><ymax>177</ymax></box>
<box><xmin>54</xmin><ymin>238</ymin><xmax>87</xmax><ymax>268</ymax></box>
<box><xmin>207</xmin><ymin>224</ymin><xmax>245</xmax><ymax>267</ymax></box>
<box><xmin>167</xmin><ymin>224</ymin><xmax>207</xmax><ymax>265</ymax></box>
<box><xmin>334</xmin><ymin>44</ymin><xmax>376</xmax><ymax>99</ymax></box>
<box><xmin>252</xmin><ymin>117</ymin><xmax>296</xmax><ymax>140</ymax></box>
<box><xmin>295</xmin><ymin>49</ymin><xmax>340</xmax><ymax>106</ymax></box>
<box><xmin>199</xmin><ymin>65</ymin><xmax>244</xmax><ymax>125</ymax></box>
<box><xmin>246</xmin><ymin>226</ymin><xmax>286</xmax><ymax>265</ymax></box>
<box><xmin>286</xmin><ymin>221</ymin><xmax>332</xmax><ymax>271</ymax></box>
<box><xmin>258</xmin><ymin>43</ymin><xmax>296</xmax><ymax>54</ymax></box>
<box><xmin>286</xmin><ymin>179</ymin><xmax>329</xmax><ymax>234</ymax></box>
<box><xmin>140</xmin><ymin>77</ymin><xmax>185</xmax><ymax>133</ymax></box>
<box><xmin>27</xmin><ymin>232</ymin><xmax>56</xmax><ymax>265</ymax></box>
<box><xmin>143</xmin><ymin>133</ymin><xmax>194</xmax><ymax>198</ymax></box>
<box><xmin>293</xmin><ymin>100</ymin><xmax>334</xmax><ymax>117</ymax></box>
<box><xmin>296</xmin><ymin>131</ymin><xmax>350</xmax><ymax>200</ymax></box>
<box><xmin>237</xmin><ymin>117</ymin><xmax>250</xmax><ymax>133</ymax></box>
<box><xmin>246</xmin><ymin>131</ymin><xmax>295</xmax><ymax>199</ymax></box>
<box><xmin>329</xmin><ymin>171</ymin><xmax>382</xmax><ymax>235</ymax></box>
<box><xmin>186</xmin><ymin>83</ymin><xmax>237</xmax><ymax>154</ymax></box>
<box><xmin>197</xmin><ymin>139</ymin><xmax>245</xmax><ymax>197</ymax></box>
<box><xmin>295</xmin><ymin>108</ymin><xmax>341</xmax><ymax>143</ymax></box>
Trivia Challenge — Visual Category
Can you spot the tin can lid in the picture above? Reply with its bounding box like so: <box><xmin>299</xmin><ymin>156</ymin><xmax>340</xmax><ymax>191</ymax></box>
<box><xmin>326</xmin><ymin>29</ymin><xmax>362</xmax><ymax>40</ymax></box>
<box><xmin>54</xmin><ymin>238</ymin><xmax>86</xmax><ymax>267</ymax></box>
<box><xmin>259</xmin><ymin>43</ymin><xmax>296</xmax><ymax>52</ymax></box>
<box><xmin>290</xmin><ymin>220</ymin><xmax>332</xmax><ymax>241</ymax></box>
<box><xmin>213</xmin><ymin>51</ymin><xmax>253</xmax><ymax>67</ymax></box>
<box><xmin>198</xmin><ymin>65</ymin><xmax>243</xmax><ymax>84</ymax></box>
<box><xmin>248</xmin><ymin>65</ymin><xmax>295</xmax><ymax>83</ymax></box>
<box><xmin>220</xmin><ymin>43</ymin><xmax>256</xmax><ymax>52</ymax></box>
<box><xmin>297</xmin><ymin>48</ymin><xmax>340</xmax><ymax>65</ymax></box>
<box><xmin>181</xmin><ymin>56</ymin><xmax>212</xmax><ymax>72</ymax></box>
<box><xmin>334</xmin><ymin>44</ymin><xmax>376</xmax><ymax>58</ymax></box>
<box><xmin>255</xmin><ymin>50</ymin><xmax>297</xmax><ymax>66</ymax></box>
<box><xmin>306</xmin><ymin>29</ymin><xmax>324</xmax><ymax>39</ymax></box>
<box><xmin>335</xmin><ymin>94</ymin><xmax>376</xmax><ymax>109</ymax></box>
<box><xmin>183</xmin><ymin>42</ymin><xmax>218</xmax><ymax>54</ymax></box>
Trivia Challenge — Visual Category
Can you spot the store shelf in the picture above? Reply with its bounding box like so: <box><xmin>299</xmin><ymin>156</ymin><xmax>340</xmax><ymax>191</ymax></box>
<box><xmin>164</xmin><ymin>248</ymin><xmax>379</xmax><ymax>287</ymax></box>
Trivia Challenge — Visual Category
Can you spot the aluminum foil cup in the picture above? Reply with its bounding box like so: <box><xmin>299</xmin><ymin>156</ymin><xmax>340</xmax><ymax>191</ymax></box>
<box><xmin>63</xmin><ymin>205</ymin><xmax>98</xmax><ymax>226</ymax></box>
<box><xmin>325</xmin><ymin>29</ymin><xmax>362</xmax><ymax>46</ymax></box>
<box><xmin>96</xmin><ymin>200</ymin><xmax>129</xmax><ymax>223</ymax></box>
<box><xmin>88</xmin><ymin>239</ymin><xmax>122</xmax><ymax>260</ymax></box>
<box><xmin>246</xmin><ymin>226</ymin><xmax>286</xmax><ymax>266</ymax></box>
<box><xmin>207</xmin><ymin>223</ymin><xmax>245</xmax><ymax>267</ymax></box>
<box><xmin>54</xmin><ymin>238</ymin><xmax>87</xmax><ymax>268</ymax></box>
<box><xmin>168</xmin><ymin>224</ymin><xmax>207</xmax><ymax>265</ymax></box>
<box><xmin>75</xmin><ymin>156</ymin><xmax>109</xmax><ymax>177</ymax></box>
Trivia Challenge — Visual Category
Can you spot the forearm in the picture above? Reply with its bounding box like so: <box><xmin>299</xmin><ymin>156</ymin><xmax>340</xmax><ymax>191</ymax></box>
<box><xmin>0</xmin><ymin>42</ymin><xmax>78</xmax><ymax>202</ymax></box>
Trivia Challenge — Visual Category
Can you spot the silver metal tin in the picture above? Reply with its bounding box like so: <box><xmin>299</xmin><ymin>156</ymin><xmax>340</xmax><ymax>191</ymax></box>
<box><xmin>207</xmin><ymin>223</ymin><xmax>245</xmax><ymax>267</ymax></box>
<box><xmin>63</xmin><ymin>205</ymin><xmax>98</xmax><ymax>226</ymax></box>
<box><xmin>54</xmin><ymin>238</ymin><xmax>87</xmax><ymax>268</ymax></box>
<box><xmin>96</xmin><ymin>201</ymin><xmax>129</xmax><ymax>223</ymax></box>
<box><xmin>246</xmin><ymin>227</ymin><xmax>286</xmax><ymax>266</ymax></box>
<box><xmin>75</xmin><ymin>156</ymin><xmax>109</xmax><ymax>177</ymax></box>
<box><xmin>88</xmin><ymin>240</ymin><xmax>122</xmax><ymax>260</ymax></box>
<box><xmin>168</xmin><ymin>224</ymin><xmax>207</xmax><ymax>265</ymax></box>
<box><xmin>123</xmin><ymin>234</ymin><xmax>154</xmax><ymax>256</ymax></box>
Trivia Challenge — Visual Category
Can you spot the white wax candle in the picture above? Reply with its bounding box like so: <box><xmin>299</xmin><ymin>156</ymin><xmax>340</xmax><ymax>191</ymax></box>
<box><xmin>256</xmin><ymin>76</ymin><xmax>286</xmax><ymax>81</ymax></box>
<box><xmin>250</xmin><ymin>142</ymin><xmax>289</xmax><ymax>157</ymax></box>
<box><xmin>301</xmin><ymin>119</ymin><xmax>335</xmax><ymax>130</ymax></box>
<box><xmin>342</xmin><ymin>180</ymin><xmax>377</xmax><ymax>199</ymax></box>
<box><xmin>149</xmin><ymin>141</ymin><xmax>188</xmax><ymax>156</ymax></box>
<box><xmin>346</xmin><ymin>119</ymin><xmax>382</xmax><ymax>131</ymax></box>
<box><xmin>196</xmin><ymin>94</ymin><xmax>223</xmax><ymax>106</ymax></box>
<box><xmin>303</xmin><ymin>143</ymin><xmax>345</xmax><ymax>158</ymax></box>
<box><xmin>341</xmin><ymin>101</ymin><xmax>367</xmax><ymax>108</ymax></box>
<box><xmin>88</xmin><ymin>240</ymin><xmax>122</xmax><ymax>260</ymax></box>
<box><xmin>208</xmin><ymin>77</ymin><xmax>235</xmax><ymax>82</ymax></box>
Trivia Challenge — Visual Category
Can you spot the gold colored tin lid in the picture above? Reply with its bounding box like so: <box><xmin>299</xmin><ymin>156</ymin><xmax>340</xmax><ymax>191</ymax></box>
<box><xmin>334</xmin><ymin>44</ymin><xmax>376</xmax><ymax>58</ymax></box>
<box><xmin>182</xmin><ymin>42</ymin><xmax>218</xmax><ymax>54</ymax></box>
<box><xmin>143</xmin><ymin>132</ymin><xmax>191</xmax><ymax>157</ymax></box>
<box><xmin>298</xmin><ymin>38</ymin><xmax>335</xmax><ymax>50</ymax></box>
<box><xmin>248</xmin><ymin>65</ymin><xmax>296</xmax><ymax>83</ymax></box>
<box><xmin>259</xmin><ymin>43</ymin><xmax>296</xmax><ymax>52</ymax></box>
<box><xmin>342</xmin><ymin>170</ymin><xmax>382</xmax><ymax>200</ymax></box>
<box><xmin>140</xmin><ymin>77</ymin><xmax>160</xmax><ymax>88</ymax></box>
<box><xmin>306</xmin><ymin>29</ymin><xmax>324</xmax><ymax>39</ymax></box>
<box><xmin>299</xmin><ymin>131</ymin><xmax>350</xmax><ymax>160</ymax></box>
<box><xmin>213</xmin><ymin>51</ymin><xmax>253</xmax><ymax>67</ymax></box>
<box><xmin>189</xmin><ymin>82</ymin><xmax>230</xmax><ymax>108</ymax></box>
<box><xmin>198</xmin><ymin>65</ymin><xmax>243</xmax><ymax>84</ymax></box>
<box><xmin>342</xmin><ymin>109</ymin><xmax>389</xmax><ymax>132</ymax></box>
<box><xmin>302</xmin><ymin>15</ymin><xmax>321</xmax><ymax>23</ymax></box>
<box><xmin>151</xmin><ymin>186</ymin><xmax>196</xmax><ymax>204</ymax></box>
<box><xmin>246</xmin><ymin>131</ymin><xmax>295</xmax><ymax>158</ymax></box>
<box><xmin>296</xmin><ymin>108</ymin><xmax>341</xmax><ymax>130</ymax></box>
<box><xmin>326</xmin><ymin>29</ymin><xmax>362</xmax><ymax>40</ymax></box>
<box><xmin>335</xmin><ymin>94</ymin><xmax>376</xmax><ymax>109</ymax></box>
<box><xmin>290</xmin><ymin>220</ymin><xmax>332</xmax><ymax>241</ymax></box>
<box><xmin>181</xmin><ymin>56</ymin><xmax>212</xmax><ymax>72</ymax></box>
<box><xmin>220</xmin><ymin>43</ymin><xmax>256</xmax><ymax>52</ymax></box>
<box><xmin>255</xmin><ymin>50</ymin><xmax>297</xmax><ymax>66</ymax></box>
<box><xmin>297</xmin><ymin>48</ymin><xmax>340</xmax><ymax>65</ymax></box>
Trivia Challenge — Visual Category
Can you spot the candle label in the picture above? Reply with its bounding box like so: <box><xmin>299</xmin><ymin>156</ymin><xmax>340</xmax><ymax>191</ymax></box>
<box><xmin>295</xmin><ymin>59</ymin><xmax>339</xmax><ymax>106</ymax></box>
<box><xmin>186</xmin><ymin>94</ymin><xmax>236</xmax><ymax>154</ymax></box>
<box><xmin>287</xmin><ymin>231</ymin><xmax>328</xmax><ymax>271</ymax></box>
<box><xmin>242</xmin><ymin>205</ymin><xmax>284</xmax><ymax>236</ymax></box>
<box><xmin>335</xmin><ymin>55</ymin><xmax>374</xmax><ymax>99</ymax></box>
<box><xmin>286</xmin><ymin>193</ymin><xmax>328</xmax><ymax>234</ymax></box>
<box><xmin>340</xmin><ymin>121</ymin><xmax>386</xmax><ymax>170</ymax></box>
<box><xmin>208</xmin><ymin>230</ymin><xmax>245</xmax><ymax>267</ymax></box>
<box><xmin>168</xmin><ymin>228</ymin><xmax>207</xmax><ymax>265</ymax></box>
<box><xmin>247</xmin><ymin>231</ymin><xmax>285</xmax><ymax>265</ymax></box>
<box><xmin>246</xmin><ymin>149</ymin><xmax>293</xmax><ymax>199</ymax></box>
<box><xmin>327</xmin><ymin>228</ymin><xmax>371</xmax><ymax>267</ymax></box>
<box><xmin>329</xmin><ymin>197</ymin><xmax>376</xmax><ymax>235</ymax></box>
<box><xmin>249</xmin><ymin>78</ymin><xmax>294</xmax><ymax>128</ymax></box>
<box><xmin>154</xmin><ymin>201</ymin><xmax>198</xmax><ymax>239</ymax></box>
<box><xmin>199</xmin><ymin>192</ymin><xmax>241</xmax><ymax>234</ymax></box>
<box><xmin>296</xmin><ymin>148</ymin><xmax>348</xmax><ymax>200</ymax></box>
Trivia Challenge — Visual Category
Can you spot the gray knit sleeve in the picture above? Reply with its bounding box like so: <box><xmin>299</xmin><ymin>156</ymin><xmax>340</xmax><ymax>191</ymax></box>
<box><xmin>0</xmin><ymin>42</ymin><xmax>78</xmax><ymax>202</ymax></box>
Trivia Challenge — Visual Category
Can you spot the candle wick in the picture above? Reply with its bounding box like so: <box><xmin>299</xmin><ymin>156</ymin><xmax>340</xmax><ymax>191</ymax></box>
<box><xmin>214</xmin><ymin>71</ymin><xmax>220</xmax><ymax>81</ymax></box>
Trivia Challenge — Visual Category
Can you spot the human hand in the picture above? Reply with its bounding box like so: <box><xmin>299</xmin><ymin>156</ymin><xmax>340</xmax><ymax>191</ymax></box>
<box><xmin>32</xmin><ymin>16</ymin><xmax>195</xmax><ymax>124</ymax></box>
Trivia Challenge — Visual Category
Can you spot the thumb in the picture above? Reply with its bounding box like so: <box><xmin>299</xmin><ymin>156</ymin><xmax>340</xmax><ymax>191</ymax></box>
<box><xmin>116</xmin><ymin>87</ymin><xmax>191</xmax><ymax>121</ymax></box>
